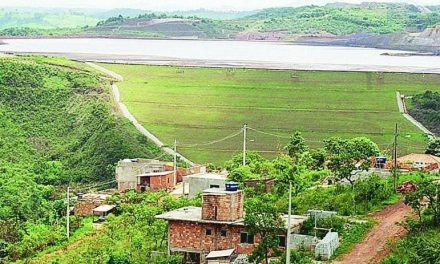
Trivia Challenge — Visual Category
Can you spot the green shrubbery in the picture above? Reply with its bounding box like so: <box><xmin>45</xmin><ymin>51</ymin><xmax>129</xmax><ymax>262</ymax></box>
<box><xmin>0</xmin><ymin>57</ymin><xmax>164</xmax><ymax>261</ymax></box>
<box><xmin>409</xmin><ymin>90</ymin><xmax>440</xmax><ymax>135</ymax></box>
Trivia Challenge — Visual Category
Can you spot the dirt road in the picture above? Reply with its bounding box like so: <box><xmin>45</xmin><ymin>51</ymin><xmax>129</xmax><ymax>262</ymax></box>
<box><xmin>85</xmin><ymin>62</ymin><xmax>194</xmax><ymax>166</ymax></box>
<box><xmin>335</xmin><ymin>201</ymin><xmax>413</xmax><ymax>264</ymax></box>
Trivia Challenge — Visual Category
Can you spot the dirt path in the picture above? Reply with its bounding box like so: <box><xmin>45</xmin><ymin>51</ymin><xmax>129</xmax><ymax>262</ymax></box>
<box><xmin>396</xmin><ymin>91</ymin><xmax>435</xmax><ymax>139</ymax></box>
<box><xmin>335</xmin><ymin>201</ymin><xmax>413</xmax><ymax>264</ymax></box>
<box><xmin>85</xmin><ymin>62</ymin><xmax>194</xmax><ymax>166</ymax></box>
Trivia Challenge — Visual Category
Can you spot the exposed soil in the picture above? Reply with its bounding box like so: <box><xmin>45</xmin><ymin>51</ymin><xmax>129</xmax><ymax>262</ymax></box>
<box><xmin>335</xmin><ymin>201</ymin><xmax>413</xmax><ymax>264</ymax></box>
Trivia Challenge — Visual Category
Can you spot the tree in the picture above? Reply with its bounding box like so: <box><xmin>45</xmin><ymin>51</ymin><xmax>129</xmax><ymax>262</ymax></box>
<box><xmin>426</xmin><ymin>138</ymin><xmax>440</xmax><ymax>156</ymax></box>
<box><xmin>244</xmin><ymin>195</ymin><xmax>285</xmax><ymax>264</ymax></box>
<box><xmin>284</xmin><ymin>131</ymin><xmax>308</xmax><ymax>159</ymax></box>
<box><xmin>406</xmin><ymin>180</ymin><xmax>440</xmax><ymax>225</ymax></box>
<box><xmin>325</xmin><ymin>137</ymin><xmax>379</xmax><ymax>187</ymax></box>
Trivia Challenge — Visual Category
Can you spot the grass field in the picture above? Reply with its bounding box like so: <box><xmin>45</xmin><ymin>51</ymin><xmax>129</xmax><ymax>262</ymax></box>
<box><xmin>100</xmin><ymin>64</ymin><xmax>440</xmax><ymax>164</ymax></box>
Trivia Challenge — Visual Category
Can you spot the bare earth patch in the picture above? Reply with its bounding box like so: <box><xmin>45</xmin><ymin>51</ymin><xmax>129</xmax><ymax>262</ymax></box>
<box><xmin>335</xmin><ymin>201</ymin><xmax>413</xmax><ymax>264</ymax></box>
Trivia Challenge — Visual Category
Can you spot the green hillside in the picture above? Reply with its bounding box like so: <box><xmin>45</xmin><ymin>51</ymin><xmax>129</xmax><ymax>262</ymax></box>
<box><xmin>0</xmin><ymin>57</ymin><xmax>164</xmax><ymax>261</ymax></box>
<box><xmin>84</xmin><ymin>3</ymin><xmax>440</xmax><ymax>39</ymax></box>
<box><xmin>244</xmin><ymin>3</ymin><xmax>440</xmax><ymax>35</ymax></box>
<box><xmin>0</xmin><ymin>9</ymin><xmax>99</xmax><ymax>29</ymax></box>
<box><xmin>100</xmin><ymin>64</ymin><xmax>440</xmax><ymax>164</ymax></box>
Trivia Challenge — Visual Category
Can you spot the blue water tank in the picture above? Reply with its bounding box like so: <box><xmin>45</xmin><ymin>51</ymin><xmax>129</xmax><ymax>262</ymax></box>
<box><xmin>225</xmin><ymin>181</ymin><xmax>239</xmax><ymax>191</ymax></box>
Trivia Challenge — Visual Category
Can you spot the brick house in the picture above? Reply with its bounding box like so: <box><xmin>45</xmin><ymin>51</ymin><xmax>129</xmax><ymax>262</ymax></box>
<box><xmin>73</xmin><ymin>193</ymin><xmax>110</xmax><ymax>216</ymax></box>
<box><xmin>137</xmin><ymin>171</ymin><xmax>175</xmax><ymax>192</ymax></box>
<box><xmin>156</xmin><ymin>188</ymin><xmax>308</xmax><ymax>264</ymax></box>
<box><xmin>384</xmin><ymin>153</ymin><xmax>440</xmax><ymax>173</ymax></box>
<box><xmin>116</xmin><ymin>158</ymin><xmax>201</xmax><ymax>192</ymax></box>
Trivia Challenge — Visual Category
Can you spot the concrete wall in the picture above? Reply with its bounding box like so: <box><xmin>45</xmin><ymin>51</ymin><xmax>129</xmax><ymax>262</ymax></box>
<box><xmin>116</xmin><ymin>159</ymin><xmax>165</xmax><ymax>192</ymax></box>
<box><xmin>183</xmin><ymin>176</ymin><xmax>226</xmax><ymax>198</ymax></box>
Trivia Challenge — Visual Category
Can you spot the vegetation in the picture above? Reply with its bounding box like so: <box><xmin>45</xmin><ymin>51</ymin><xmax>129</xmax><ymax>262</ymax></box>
<box><xmin>0</xmin><ymin>9</ymin><xmax>99</xmax><ymax>29</ymax></box>
<box><xmin>27</xmin><ymin>191</ymin><xmax>197</xmax><ymax>263</ymax></box>
<box><xmin>324</xmin><ymin>137</ymin><xmax>379</xmax><ymax>187</ymax></box>
<box><xmin>0</xmin><ymin>56</ymin><xmax>164</xmax><ymax>262</ymax></box>
<box><xmin>87</xmin><ymin>3</ymin><xmax>440</xmax><ymax>39</ymax></box>
<box><xmin>99</xmin><ymin>63</ymin><xmax>440</xmax><ymax>164</ymax></box>
<box><xmin>384</xmin><ymin>176</ymin><xmax>440</xmax><ymax>264</ymax></box>
<box><xmin>409</xmin><ymin>90</ymin><xmax>440</xmax><ymax>135</ymax></box>
<box><xmin>426</xmin><ymin>138</ymin><xmax>440</xmax><ymax>156</ymax></box>
<box><xmin>244</xmin><ymin>195</ymin><xmax>285</xmax><ymax>264</ymax></box>
<box><xmin>4</xmin><ymin>3</ymin><xmax>440</xmax><ymax>40</ymax></box>
<box><xmin>244</xmin><ymin>3</ymin><xmax>440</xmax><ymax>35</ymax></box>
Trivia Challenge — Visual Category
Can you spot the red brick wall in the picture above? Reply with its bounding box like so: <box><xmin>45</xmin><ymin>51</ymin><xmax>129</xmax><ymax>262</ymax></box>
<box><xmin>164</xmin><ymin>165</ymin><xmax>189</xmax><ymax>183</ymax></box>
<box><xmin>137</xmin><ymin>173</ymin><xmax>175</xmax><ymax>192</ymax></box>
<box><xmin>168</xmin><ymin>220</ymin><xmax>260</xmax><ymax>255</ymax></box>
<box><xmin>202</xmin><ymin>191</ymin><xmax>244</xmax><ymax>221</ymax></box>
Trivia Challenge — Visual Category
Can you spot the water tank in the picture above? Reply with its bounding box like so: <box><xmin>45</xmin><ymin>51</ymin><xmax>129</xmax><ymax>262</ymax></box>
<box><xmin>376</xmin><ymin>156</ymin><xmax>387</xmax><ymax>169</ymax></box>
<box><xmin>225</xmin><ymin>181</ymin><xmax>239</xmax><ymax>191</ymax></box>
<box><xmin>77</xmin><ymin>192</ymin><xmax>84</xmax><ymax>200</ymax></box>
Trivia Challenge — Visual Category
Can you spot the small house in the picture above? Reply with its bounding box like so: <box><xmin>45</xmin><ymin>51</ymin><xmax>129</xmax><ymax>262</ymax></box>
<box><xmin>156</xmin><ymin>185</ymin><xmax>308</xmax><ymax>264</ymax></box>
<box><xmin>386</xmin><ymin>153</ymin><xmax>440</xmax><ymax>173</ymax></box>
<box><xmin>74</xmin><ymin>193</ymin><xmax>110</xmax><ymax>216</ymax></box>
<box><xmin>182</xmin><ymin>173</ymin><xmax>227</xmax><ymax>198</ymax></box>
<box><xmin>137</xmin><ymin>171</ymin><xmax>175</xmax><ymax>192</ymax></box>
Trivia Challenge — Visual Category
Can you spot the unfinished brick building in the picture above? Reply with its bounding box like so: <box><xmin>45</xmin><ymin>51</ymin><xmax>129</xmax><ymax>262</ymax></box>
<box><xmin>156</xmin><ymin>187</ymin><xmax>308</xmax><ymax>263</ymax></box>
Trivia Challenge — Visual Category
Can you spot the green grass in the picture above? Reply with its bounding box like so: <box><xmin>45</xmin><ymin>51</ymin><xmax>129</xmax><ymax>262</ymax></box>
<box><xmin>100</xmin><ymin>64</ymin><xmax>440</xmax><ymax>164</ymax></box>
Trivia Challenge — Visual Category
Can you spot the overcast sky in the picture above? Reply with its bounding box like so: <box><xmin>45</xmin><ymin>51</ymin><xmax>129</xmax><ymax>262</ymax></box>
<box><xmin>1</xmin><ymin>0</ymin><xmax>439</xmax><ymax>11</ymax></box>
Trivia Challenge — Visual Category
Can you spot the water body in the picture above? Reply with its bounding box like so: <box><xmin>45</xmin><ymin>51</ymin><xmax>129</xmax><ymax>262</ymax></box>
<box><xmin>0</xmin><ymin>38</ymin><xmax>439</xmax><ymax>73</ymax></box>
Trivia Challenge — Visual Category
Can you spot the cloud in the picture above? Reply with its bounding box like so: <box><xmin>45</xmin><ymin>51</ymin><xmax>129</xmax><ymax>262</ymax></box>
<box><xmin>0</xmin><ymin>0</ymin><xmax>438</xmax><ymax>11</ymax></box>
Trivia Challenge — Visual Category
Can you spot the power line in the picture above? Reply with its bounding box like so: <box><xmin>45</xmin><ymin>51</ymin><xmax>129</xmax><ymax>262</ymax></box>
<box><xmin>79</xmin><ymin>179</ymin><xmax>117</xmax><ymax>192</ymax></box>
<box><xmin>247</xmin><ymin>126</ymin><xmax>292</xmax><ymax>139</ymax></box>
<box><xmin>178</xmin><ymin>129</ymin><xmax>244</xmax><ymax>148</ymax></box>
<box><xmin>247</xmin><ymin>126</ymin><xmax>323</xmax><ymax>143</ymax></box>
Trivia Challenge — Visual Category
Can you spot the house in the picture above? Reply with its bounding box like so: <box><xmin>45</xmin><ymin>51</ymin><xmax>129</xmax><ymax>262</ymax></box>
<box><xmin>92</xmin><ymin>204</ymin><xmax>116</xmax><ymax>221</ymax></box>
<box><xmin>137</xmin><ymin>171</ymin><xmax>175</xmax><ymax>192</ymax></box>
<box><xmin>116</xmin><ymin>159</ymin><xmax>169</xmax><ymax>192</ymax></box>
<box><xmin>156</xmin><ymin>186</ymin><xmax>308</xmax><ymax>264</ymax></box>
<box><xmin>73</xmin><ymin>193</ymin><xmax>110</xmax><ymax>216</ymax></box>
<box><xmin>385</xmin><ymin>153</ymin><xmax>440</xmax><ymax>173</ymax></box>
<box><xmin>183</xmin><ymin>173</ymin><xmax>227</xmax><ymax>198</ymax></box>
<box><xmin>116</xmin><ymin>158</ymin><xmax>196</xmax><ymax>192</ymax></box>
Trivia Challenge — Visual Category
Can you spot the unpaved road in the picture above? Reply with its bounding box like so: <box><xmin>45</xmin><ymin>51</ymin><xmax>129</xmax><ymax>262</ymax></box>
<box><xmin>335</xmin><ymin>201</ymin><xmax>413</xmax><ymax>264</ymax></box>
<box><xmin>85</xmin><ymin>62</ymin><xmax>194</xmax><ymax>166</ymax></box>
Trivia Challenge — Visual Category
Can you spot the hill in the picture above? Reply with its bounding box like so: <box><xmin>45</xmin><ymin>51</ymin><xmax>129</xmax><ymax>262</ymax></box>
<box><xmin>0</xmin><ymin>8</ymin><xmax>99</xmax><ymax>29</ymax></box>
<box><xmin>79</xmin><ymin>3</ymin><xmax>440</xmax><ymax>51</ymax></box>
<box><xmin>0</xmin><ymin>56</ymin><xmax>164</xmax><ymax>261</ymax></box>
<box><xmin>100</xmin><ymin>63</ymin><xmax>440</xmax><ymax>164</ymax></box>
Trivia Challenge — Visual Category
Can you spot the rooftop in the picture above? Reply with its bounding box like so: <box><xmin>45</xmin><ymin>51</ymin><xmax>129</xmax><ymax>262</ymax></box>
<box><xmin>137</xmin><ymin>171</ymin><xmax>173</xmax><ymax>177</ymax></box>
<box><xmin>206</xmin><ymin>249</ymin><xmax>235</xmax><ymax>259</ymax></box>
<box><xmin>184</xmin><ymin>172</ymin><xmax>227</xmax><ymax>180</ymax></box>
<box><xmin>203</xmin><ymin>188</ymin><xmax>241</xmax><ymax>195</ymax></box>
<box><xmin>398</xmin><ymin>153</ymin><xmax>440</xmax><ymax>164</ymax></box>
<box><xmin>93</xmin><ymin>204</ymin><xmax>116</xmax><ymax>213</ymax></box>
<box><xmin>156</xmin><ymin>206</ymin><xmax>308</xmax><ymax>228</ymax></box>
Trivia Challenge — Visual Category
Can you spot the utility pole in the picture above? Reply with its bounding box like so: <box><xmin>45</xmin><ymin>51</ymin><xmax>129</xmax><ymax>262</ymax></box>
<box><xmin>173</xmin><ymin>139</ymin><xmax>177</xmax><ymax>187</ymax></box>
<box><xmin>243</xmin><ymin>124</ymin><xmax>247</xmax><ymax>166</ymax></box>
<box><xmin>393</xmin><ymin>123</ymin><xmax>398</xmax><ymax>191</ymax></box>
<box><xmin>66</xmin><ymin>186</ymin><xmax>70</xmax><ymax>240</ymax></box>
<box><xmin>286</xmin><ymin>181</ymin><xmax>292</xmax><ymax>264</ymax></box>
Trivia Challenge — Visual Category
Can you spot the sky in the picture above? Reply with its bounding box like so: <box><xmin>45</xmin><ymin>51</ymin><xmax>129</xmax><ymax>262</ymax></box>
<box><xmin>0</xmin><ymin>0</ymin><xmax>439</xmax><ymax>11</ymax></box>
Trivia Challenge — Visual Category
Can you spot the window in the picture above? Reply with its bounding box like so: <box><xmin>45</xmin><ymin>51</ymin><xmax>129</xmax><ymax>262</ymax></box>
<box><xmin>206</xmin><ymin>229</ymin><xmax>212</xmax><ymax>236</ymax></box>
<box><xmin>220</xmin><ymin>230</ymin><xmax>227</xmax><ymax>237</ymax></box>
<box><xmin>278</xmin><ymin>235</ymin><xmax>286</xmax><ymax>247</ymax></box>
<box><xmin>240</xmin><ymin>232</ymin><xmax>254</xmax><ymax>244</ymax></box>
<box><xmin>210</xmin><ymin>184</ymin><xmax>220</xmax><ymax>188</ymax></box>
